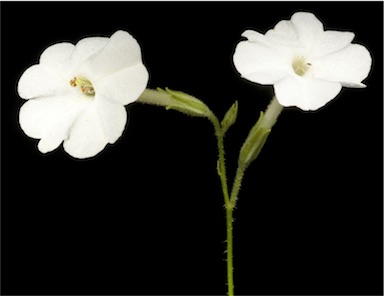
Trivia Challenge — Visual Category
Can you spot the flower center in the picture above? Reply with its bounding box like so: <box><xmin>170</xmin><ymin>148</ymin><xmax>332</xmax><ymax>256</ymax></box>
<box><xmin>70</xmin><ymin>77</ymin><xmax>95</xmax><ymax>96</ymax></box>
<box><xmin>292</xmin><ymin>57</ymin><xmax>311</xmax><ymax>77</ymax></box>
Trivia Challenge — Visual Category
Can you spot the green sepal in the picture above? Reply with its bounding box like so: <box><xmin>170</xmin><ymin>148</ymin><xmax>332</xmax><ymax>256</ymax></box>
<box><xmin>221</xmin><ymin>101</ymin><xmax>238</xmax><ymax>135</ymax></box>
<box><xmin>249</xmin><ymin>111</ymin><xmax>264</xmax><ymax>136</ymax></box>
<box><xmin>239</xmin><ymin>112</ymin><xmax>271</xmax><ymax>168</ymax></box>
<box><xmin>158</xmin><ymin>87</ymin><xmax>210</xmax><ymax>118</ymax></box>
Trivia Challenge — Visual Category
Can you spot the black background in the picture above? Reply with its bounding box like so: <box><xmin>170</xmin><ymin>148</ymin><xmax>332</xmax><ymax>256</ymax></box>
<box><xmin>1</xmin><ymin>1</ymin><xmax>383</xmax><ymax>295</ymax></box>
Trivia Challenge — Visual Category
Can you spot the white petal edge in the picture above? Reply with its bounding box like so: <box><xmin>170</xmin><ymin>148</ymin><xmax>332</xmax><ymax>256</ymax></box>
<box><xmin>95</xmin><ymin>98</ymin><xmax>127</xmax><ymax>144</ymax></box>
<box><xmin>274</xmin><ymin>75</ymin><xmax>342</xmax><ymax>111</ymax></box>
<box><xmin>18</xmin><ymin>64</ymin><xmax>70</xmax><ymax>99</ymax></box>
<box><xmin>63</xmin><ymin>102</ymin><xmax>109</xmax><ymax>159</ymax></box>
<box><xmin>39</xmin><ymin>42</ymin><xmax>75</xmax><ymax>75</ymax></box>
<box><xmin>313</xmin><ymin>30</ymin><xmax>355</xmax><ymax>58</ymax></box>
<box><xmin>18</xmin><ymin>43</ymin><xmax>76</xmax><ymax>99</ymax></box>
<box><xmin>233</xmin><ymin>40</ymin><xmax>292</xmax><ymax>85</ymax></box>
<box><xmin>37</xmin><ymin>99</ymin><xmax>90</xmax><ymax>154</ymax></box>
<box><xmin>19</xmin><ymin>93</ymin><xmax>85</xmax><ymax>139</ymax></box>
<box><xmin>265</xmin><ymin>20</ymin><xmax>300</xmax><ymax>47</ymax></box>
<box><xmin>290</xmin><ymin>12</ymin><xmax>324</xmax><ymax>48</ymax></box>
<box><xmin>80</xmin><ymin>30</ymin><xmax>144</xmax><ymax>81</ymax></box>
<box><xmin>19</xmin><ymin>94</ymin><xmax>91</xmax><ymax>154</ymax></box>
<box><xmin>310</xmin><ymin>43</ymin><xmax>372</xmax><ymax>88</ymax></box>
<box><xmin>241</xmin><ymin>30</ymin><xmax>266</xmax><ymax>43</ymax></box>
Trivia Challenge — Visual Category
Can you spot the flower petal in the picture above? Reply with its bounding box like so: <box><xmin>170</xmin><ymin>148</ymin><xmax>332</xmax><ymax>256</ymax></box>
<box><xmin>17</xmin><ymin>65</ymin><xmax>69</xmax><ymax>99</ymax></box>
<box><xmin>80</xmin><ymin>30</ymin><xmax>144</xmax><ymax>81</ymax></box>
<box><xmin>63</xmin><ymin>103</ymin><xmax>109</xmax><ymax>159</ymax></box>
<box><xmin>95</xmin><ymin>64</ymin><xmax>149</xmax><ymax>105</ymax></box>
<box><xmin>233</xmin><ymin>38</ymin><xmax>292</xmax><ymax>85</ymax></box>
<box><xmin>265</xmin><ymin>20</ymin><xmax>300</xmax><ymax>47</ymax></box>
<box><xmin>19</xmin><ymin>94</ymin><xmax>89</xmax><ymax>153</ymax></box>
<box><xmin>241</xmin><ymin>30</ymin><xmax>266</xmax><ymax>43</ymax></box>
<box><xmin>39</xmin><ymin>42</ymin><xmax>75</xmax><ymax>73</ymax></box>
<box><xmin>95</xmin><ymin>97</ymin><xmax>127</xmax><ymax>144</ymax></box>
<box><xmin>18</xmin><ymin>43</ymin><xmax>75</xmax><ymax>99</ymax></box>
<box><xmin>310</xmin><ymin>44</ymin><xmax>372</xmax><ymax>87</ymax></box>
<box><xmin>37</xmin><ymin>102</ymin><xmax>89</xmax><ymax>154</ymax></box>
<box><xmin>313</xmin><ymin>30</ymin><xmax>355</xmax><ymax>58</ymax></box>
<box><xmin>70</xmin><ymin>37</ymin><xmax>108</xmax><ymax>69</ymax></box>
<box><xmin>291</xmin><ymin>12</ymin><xmax>324</xmax><ymax>48</ymax></box>
<box><xmin>274</xmin><ymin>76</ymin><xmax>342</xmax><ymax>111</ymax></box>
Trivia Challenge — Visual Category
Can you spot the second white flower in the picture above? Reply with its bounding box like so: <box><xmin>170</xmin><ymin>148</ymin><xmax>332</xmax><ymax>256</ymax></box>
<box><xmin>233</xmin><ymin>12</ymin><xmax>372</xmax><ymax>111</ymax></box>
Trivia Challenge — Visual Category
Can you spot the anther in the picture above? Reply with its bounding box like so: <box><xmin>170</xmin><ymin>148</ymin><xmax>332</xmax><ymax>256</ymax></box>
<box><xmin>70</xmin><ymin>77</ymin><xmax>77</xmax><ymax>87</ymax></box>
<box><xmin>69</xmin><ymin>77</ymin><xmax>95</xmax><ymax>96</ymax></box>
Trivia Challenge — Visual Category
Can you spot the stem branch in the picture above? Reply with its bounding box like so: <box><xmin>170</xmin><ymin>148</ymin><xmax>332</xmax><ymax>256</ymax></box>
<box><xmin>209</xmin><ymin>114</ymin><xmax>231</xmax><ymax>206</ymax></box>
<box><xmin>138</xmin><ymin>89</ymin><xmax>283</xmax><ymax>296</ymax></box>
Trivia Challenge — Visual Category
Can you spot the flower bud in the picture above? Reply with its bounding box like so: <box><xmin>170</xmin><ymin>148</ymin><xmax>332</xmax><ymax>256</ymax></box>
<box><xmin>161</xmin><ymin>88</ymin><xmax>211</xmax><ymax>118</ymax></box>
<box><xmin>238</xmin><ymin>97</ymin><xmax>283</xmax><ymax>168</ymax></box>
<box><xmin>239</xmin><ymin>112</ymin><xmax>271</xmax><ymax>168</ymax></box>
<box><xmin>221</xmin><ymin>101</ymin><xmax>238</xmax><ymax>135</ymax></box>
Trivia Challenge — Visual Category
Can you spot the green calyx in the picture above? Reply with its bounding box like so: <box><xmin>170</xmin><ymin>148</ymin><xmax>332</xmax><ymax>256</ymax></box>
<box><xmin>158</xmin><ymin>87</ymin><xmax>211</xmax><ymax>118</ymax></box>
<box><xmin>239</xmin><ymin>111</ymin><xmax>271</xmax><ymax>168</ymax></box>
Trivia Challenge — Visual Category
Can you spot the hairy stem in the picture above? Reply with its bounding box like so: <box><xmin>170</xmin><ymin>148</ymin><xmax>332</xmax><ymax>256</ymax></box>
<box><xmin>208</xmin><ymin>113</ymin><xmax>235</xmax><ymax>296</ymax></box>
<box><xmin>138</xmin><ymin>89</ymin><xmax>282</xmax><ymax>296</ymax></box>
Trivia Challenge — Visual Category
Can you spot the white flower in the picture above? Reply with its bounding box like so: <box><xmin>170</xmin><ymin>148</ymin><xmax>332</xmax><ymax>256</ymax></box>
<box><xmin>17</xmin><ymin>30</ymin><xmax>149</xmax><ymax>158</ymax></box>
<box><xmin>233</xmin><ymin>12</ymin><xmax>372</xmax><ymax>111</ymax></box>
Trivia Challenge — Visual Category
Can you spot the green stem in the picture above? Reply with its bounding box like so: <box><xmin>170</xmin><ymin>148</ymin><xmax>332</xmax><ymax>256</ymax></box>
<box><xmin>138</xmin><ymin>89</ymin><xmax>282</xmax><ymax>296</ymax></box>
<box><xmin>209</xmin><ymin>115</ymin><xmax>231</xmax><ymax>206</ymax></box>
<box><xmin>224</xmin><ymin>96</ymin><xmax>283</xmax><ymax>295</ymax></box>
<box><xmin>208</xmin><ymin>113</ymin><xmax>235</xmax><ymax>296</ymax></box>
<box><xmin>138</xmin><ymin>89</ymin><xmax>235</xmax><ymax>294</ymax></box>
<box><xmin>229</xmin><ymin>165</ymin><xmax>246</xmax><ymax>209</ymax></box>
<box><xmin>225</xmin><ymin>207</ymin><xmax>235</xmax><ymax>296</ymax></box>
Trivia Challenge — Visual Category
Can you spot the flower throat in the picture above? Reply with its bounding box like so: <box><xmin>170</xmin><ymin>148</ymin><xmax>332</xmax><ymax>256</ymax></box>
<box><xmin>292</xmin><ymin>57</ymin><xmax>311</xmax><ymax>76</ymax></box>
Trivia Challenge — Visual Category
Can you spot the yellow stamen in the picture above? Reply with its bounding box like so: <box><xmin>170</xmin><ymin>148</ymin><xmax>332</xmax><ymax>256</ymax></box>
<box><xmin>70</xmin><ymin>77</ymin><xmax>95</xmax><ymax>96</ymax></box>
